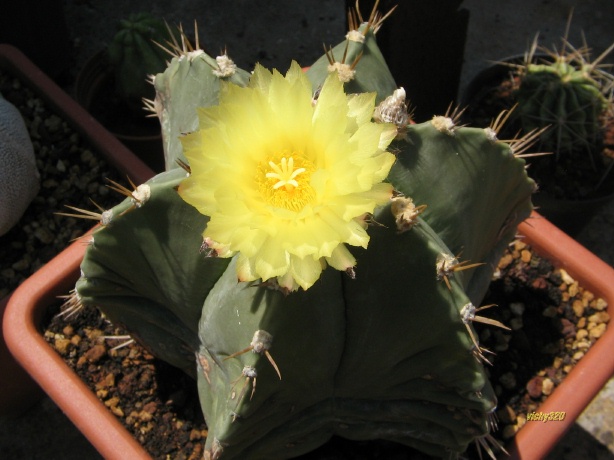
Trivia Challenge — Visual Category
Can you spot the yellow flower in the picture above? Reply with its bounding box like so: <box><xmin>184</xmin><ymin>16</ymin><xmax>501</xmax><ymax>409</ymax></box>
<box><xmin>178</xmin><ymin>61</ymin><xmax>396</xmax><ymax>291</ymax></box>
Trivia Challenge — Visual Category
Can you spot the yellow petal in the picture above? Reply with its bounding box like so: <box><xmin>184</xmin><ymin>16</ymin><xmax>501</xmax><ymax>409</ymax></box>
<box><xmin>289</xmin><ymin>255</ymin><xmax>324</xmax><ymax>290</ymax></box>
<box><xmin>326</xmin><ymin>244</ymin><xmax>356</xmax><ymax>271</ymax></box>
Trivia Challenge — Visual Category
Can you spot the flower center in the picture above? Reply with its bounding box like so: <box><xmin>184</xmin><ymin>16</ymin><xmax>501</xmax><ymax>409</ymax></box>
<box><xmin>266</xmin><ymin>157</ymin><xmax>306</xmax><ymax>192</ymax></box>
<box><xmin>258</xmin><ymin>152</ymin><xmax>315</xmax><ymax>212</ymax></box>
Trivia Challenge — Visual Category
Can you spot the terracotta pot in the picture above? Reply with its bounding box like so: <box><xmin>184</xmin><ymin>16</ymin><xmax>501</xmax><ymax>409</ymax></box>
<box><xmin>461</xmin><ymin>58</ymin><xmax>614</xmax><ymax>237</ymax></box>
<box><xmin>0</xmin><ymin>44</ymin><xmax>154</xmax><ymax>417</ymax></box>
<box><xmin>4</xmin><ymin>210</ymin><xmax>614</xmax><ymax>459</ymax></box>
<box><xmin>75</xmin><ymin>50</ymin><xmax>166</xmax><ymax>173</ymax></box>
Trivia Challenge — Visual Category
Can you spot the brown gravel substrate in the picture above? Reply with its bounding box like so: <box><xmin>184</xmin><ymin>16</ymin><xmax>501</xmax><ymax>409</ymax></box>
<box><xmin>43</xmin><ymin>240</ymin><xmax>609</xmax><ymax>459</ymax></box>
<box><xmin>478</xmin><ymin>240</ymin><xmax>610</xmax><ymax>446</ymax></box>
<box><xmin>45</xmin><ymin>306</ymin><xmax>207</xmax><ymax>460</ymax></box>
<box><xmin>0</xmin><ymin>70</ymin><xmax>123</xmax><ymax>299</ymax></box>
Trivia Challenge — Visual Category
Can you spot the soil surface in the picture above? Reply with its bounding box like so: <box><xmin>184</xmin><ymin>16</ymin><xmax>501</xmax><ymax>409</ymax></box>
<box><xmin>44</xmin><ymin>240</ymin><xmax>609</xmax><ymax>459</ymax></box>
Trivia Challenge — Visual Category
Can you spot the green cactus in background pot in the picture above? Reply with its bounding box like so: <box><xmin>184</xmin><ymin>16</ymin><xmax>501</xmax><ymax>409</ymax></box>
<box><xmin>107</xmin><ymin>12</ymin><xmax>176</xmax><ymax>114</ymax></box>
<box><xmin>467</xmin><ymin>31</ymin><xmax>614</xmax><ymax>203</ymax></box>
<box><xmin>61</xmin><ymin>3</ymin><xmax>537</xmax><ymax>459</ymax></box>
<box><xmin>514</xmin><ymin>36</ymin><xmax>614</xmax><ymax>160</ymax></box>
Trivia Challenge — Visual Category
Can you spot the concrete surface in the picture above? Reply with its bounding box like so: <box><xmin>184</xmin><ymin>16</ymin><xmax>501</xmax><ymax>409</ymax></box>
<box><xmin>1</xmin><ymin>1</ymin><xmax>614</xmax><ymax>459</ymax></box>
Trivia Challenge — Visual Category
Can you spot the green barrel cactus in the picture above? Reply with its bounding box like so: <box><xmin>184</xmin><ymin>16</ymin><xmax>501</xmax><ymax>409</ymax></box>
<box><xmin>513</xmin><ymin>36</ymin><xmax>614</xmax><ymax>159</ymax></box>
<box><xmin>108</xmin><ymin>12</ymin><xmax>177</xmax><ymax>114</ymax></box>
<box><xmin>63</xmin><ymin>4</ymin><xmax>536</xmax><ymax>459</ymax></box>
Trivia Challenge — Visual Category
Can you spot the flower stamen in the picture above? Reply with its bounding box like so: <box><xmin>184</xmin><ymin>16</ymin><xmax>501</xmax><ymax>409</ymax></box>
<box><xmin>266</xmin><ymin>157</ymin><xmax>306</xmax><ymax>192</ymax></box>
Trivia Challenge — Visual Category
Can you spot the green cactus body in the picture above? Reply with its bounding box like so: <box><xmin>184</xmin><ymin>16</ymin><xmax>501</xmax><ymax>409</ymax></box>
<box><xmin>515</xmin><ymin>58</ymin><xmax>609</xmax><ymax>156</ymax></box>
<box><xmin>196</xmin><ymin>217</ymin><xmax>495</xmax><ymax>459</ymax></box>
<box><xmin>153</xmin><ymin>50</ymin><xmax>250</xmax><ymax>171</ymax></box>
<box><xmin>76</xmin><ymin>168</ymin><xmax>231</xmax><ymax>376</ymax></box>
<box><xmin>107</xmin><ymin>12</ymin><xmax>177</xmax><ymax>114</ymax></box>
<box><xmin>69</xmin><ymin>10</ymin><xmax>536</xmax><ymax>459</ymax></box>
<box><xmin>73</xmin><ymin>119</ymin><xmax>533</xmax><ymax>459</ymax></box>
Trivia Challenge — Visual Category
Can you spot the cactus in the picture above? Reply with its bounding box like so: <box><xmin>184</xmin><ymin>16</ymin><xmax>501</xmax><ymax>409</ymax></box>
<box><xmin>152</xmin><ymin>44</ymin><xmax>250</xmax><ymax>171</ymax></box>
<box><xmin>63</xmin><ymin>3</ymin><xmax>537</xmax><ymax>459</ymax></box>
<box><xmin>0</xmin><ymin>93</ymin><xmax>39</xmax><ymax>236</ymax></box>
<box><xmin>107</xmin><ymin>12</ymin><xmax>178</xmax><ymax>114</ymax></box>
<box><xmin>513</xmin><ymin>35</ymin><xmax>614</xmax><ymax>160</ymax></box>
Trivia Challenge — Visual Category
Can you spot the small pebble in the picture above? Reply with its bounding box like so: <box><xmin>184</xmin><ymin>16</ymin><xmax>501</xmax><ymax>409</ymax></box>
<box><xmin>589</xmin><ymin>323</ymin><xmax>607</xmax><ymax>340</ymax></box>
<box><xmin>190</xmin><ymin>429</ymin><xmax>203</xmax><ymax>441</ymax></box>
<box><xmin>563</xmin><ymin>364</ymin><xmax>574</xmax><ymax>373</ymax></box>
<box><xmin>510</xmin><ymin>302</ymin><xmax>525</xmax><ymax>316</ymax></box>
<box><xmin>575</xmin><ymin>329</ymin><xmax>588</xmax><ymax>340</ymax></box>
<box><xmin>83</xmin><ymin>344</ymin><xmax>107</xmax><ymax>363</ymax></box>
<box><xmin>541</xmin><ymin>378</ymin><xmax>554</xmax><ymax>396</ymax></box>
<box><xmin>592</xmin><ymin>298</ymin><xmax>608</xmax><ymax>311</ymax></box>
<box><xmin>559</xmin><ymin>268</ymin><xmax>575</xmax><ymax>285</ymax></box>
<box><xmin>572</xmin><ymin>301</ymin><xmax>585</xmax><ymax>317</ymax></box>
<box><xmin>526</xmin><ymin>376</ymin><xmax>543</xmax><ymax>398</ymax></box>
<box><xmin>559</xmin><ymin>318</ymin><xmax>576</xmax><ymax>337</ymax></box>
<box><xmin>588</xmin><ymin>312</ymin><xmax>610</xmax><ymax>324</ymax></box>
<box><xmin>54</xmin><ymin>338</ymin><xmax>72</xmax><ymax>355</ymax></box>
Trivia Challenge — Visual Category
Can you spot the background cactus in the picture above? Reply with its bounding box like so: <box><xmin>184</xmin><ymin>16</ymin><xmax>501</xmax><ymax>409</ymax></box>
<box><xmin>513</xmin><ymin>37</ymin><xmax>614</xmax><ymax>160</ymax></box>
<box><xmin>66</xmin><ymin>4</ymin><xmax>536</xmax><ymax>459</ymax></box>
<box><xmin>465</xmin><ymin>33</ymin><xmax>614</xmax><ymax>205</ymax></box>
<box><xmin>107</xmin><ymin>12</ymin><xmax>178</xmax><ymax>114</ymax></box>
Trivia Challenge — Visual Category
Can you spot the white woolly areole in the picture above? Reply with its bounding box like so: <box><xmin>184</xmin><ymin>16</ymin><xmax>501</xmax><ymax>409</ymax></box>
<box><xmin>213</xmin><ymin>55</ymin><xmax>237</xmax><ymax>77</ymax></box>
<box><xmin>179</xmin><ymin>50</ymin><xmax>205</xmax><ymax>62</ymax></box>
<box><xmin>484</xmin><ymin>127</ymin><xmax>498</xmax><ymax>142</ymax></box>
<box><xmin>327</xmin><ymin>62</ymin><xmax>356</xmax><ymax>83</ymax></box>
<box><xmin>242</xmin><ymin>366</ymin><xmax>257</xmax><ymax>378</ymax></box>
<box><xmin>431</xmin><ymin>116</ymin><xmax>455</xmax><ymax>135</ymax></box>
<box><xmin>101</xmin><ymin>209</ymin><xmax>114</xmax><ymax>226</ymax></box>
<box><xmin>346</xmin><ymin>30</ymin><xmax>365</xmax><ymax>43</ymax></box>
<box><xmin>374</xmin><ymin>87</ymin><xmax>409</xmax><ymax>128</ymax></box>
<box><xmin>131</xmin><ymin>184</ymin><xmax>151</xmax><ymax>207</ymax></box>
<box><xmin>460</xmin><ymin>303</ymin><xmax>477</xmax><ymax>324</ymax></box>
<box><xmin>250</xmin><ymin>330</ymin><xmax>273</xmax><ymax>353</ymax></box>
<box><xmin>390</xmin><ymin>87</ymin><xmax>406</xmax><ymax>103</ymax></box>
